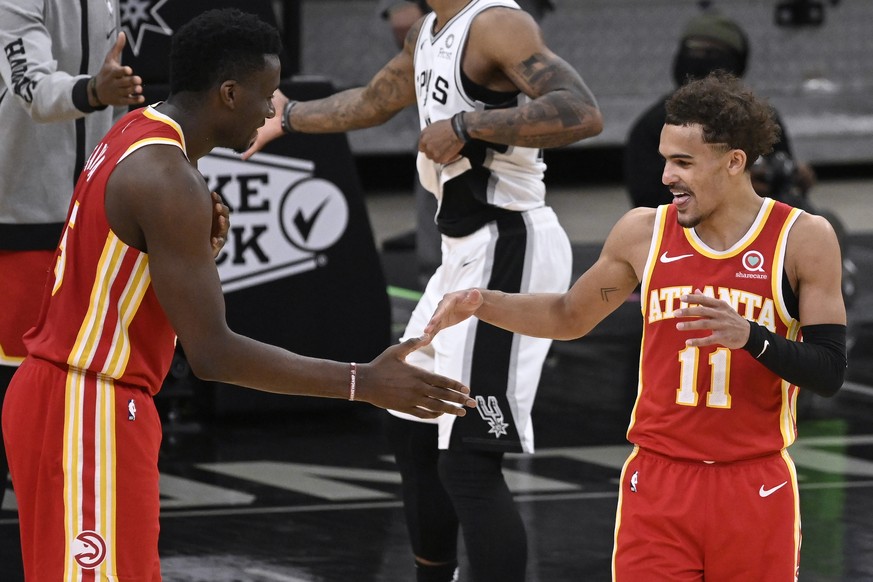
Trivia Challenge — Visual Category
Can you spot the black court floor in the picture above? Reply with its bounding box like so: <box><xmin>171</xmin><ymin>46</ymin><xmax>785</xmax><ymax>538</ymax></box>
<box><xmin>3</xmin><ymin>238</ymin><xmax>873</xmax><ymax>582</ymax></box>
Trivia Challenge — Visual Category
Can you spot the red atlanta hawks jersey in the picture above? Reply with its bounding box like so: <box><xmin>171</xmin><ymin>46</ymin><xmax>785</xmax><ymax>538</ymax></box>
<box><xmin>627</xmin><ymin>199</ymin><xmax>804</xmax><ymax>462</ymax></box>
<box><xmin>23</xmin><ymin>106</ymin><xmax>185</xmax><ymax>394</ymax></box>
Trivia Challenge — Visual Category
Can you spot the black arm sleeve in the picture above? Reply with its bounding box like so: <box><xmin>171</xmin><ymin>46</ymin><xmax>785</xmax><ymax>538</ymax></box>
<box><xmin>742</xmin><ymin>322</ymin><xmax>846</xmax><ymax>397</ymax></box>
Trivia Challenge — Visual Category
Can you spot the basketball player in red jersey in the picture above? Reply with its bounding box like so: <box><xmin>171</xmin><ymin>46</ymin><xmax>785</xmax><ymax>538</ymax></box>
<box><xmin>1</xmin><ymin>9</ymin><xmax>474</xmax><ymax>581</ymax></box>
<box><xmin>424</xmin><ymin>71</ymin><xmax>847</xmax><ymax>581</ymax></box>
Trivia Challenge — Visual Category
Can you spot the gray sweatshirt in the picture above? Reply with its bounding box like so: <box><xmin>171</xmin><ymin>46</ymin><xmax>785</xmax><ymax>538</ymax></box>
<box><xmin>0</xmin><ymin>0</ymin><xmax>122</xmax><ymax>249</ymax></box>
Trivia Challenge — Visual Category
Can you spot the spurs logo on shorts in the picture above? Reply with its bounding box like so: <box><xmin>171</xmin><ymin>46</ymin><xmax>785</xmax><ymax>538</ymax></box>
<box><xmin>72</xmin><ymin>530</ymin><xmax>107</xmax><ymax>569</ymax></box>
<box><xmin>475</xmin><ymin>396</ymin><xmax>509</xmax><ymax>438</ymax></box>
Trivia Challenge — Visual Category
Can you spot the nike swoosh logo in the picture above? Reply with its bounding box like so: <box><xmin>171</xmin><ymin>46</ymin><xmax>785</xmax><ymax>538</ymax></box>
<box><xmin>756</xmin><ymin>340</ymin><xmax>770</xmax><ymax>359</ymax></box>
<box><xmin>759</xmin><ymin>481</ymin><xmax>788</xmax><ymax>497</ymax></box>
<box><xmin>660</xmin><ymin>251</ymin><xmax>694</xmax><ymax>263</ymax></box>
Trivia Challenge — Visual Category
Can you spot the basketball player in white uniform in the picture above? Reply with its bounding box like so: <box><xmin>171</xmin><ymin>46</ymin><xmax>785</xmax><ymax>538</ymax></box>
<box><xmin>245</xmin><ymin>2</ymin><xmax>603</xmax><ymax>579</ymax></box>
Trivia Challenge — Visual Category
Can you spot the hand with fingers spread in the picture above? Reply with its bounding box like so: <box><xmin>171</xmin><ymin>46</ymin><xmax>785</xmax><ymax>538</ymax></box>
<box><xmin>209</xmin><ymin>191</ymin><xmax>230</xmax><ymax>258</ymax></box>
<box><xmin>358</xmin><ymin>336</ymin><xmax>476</xmax><ymax>418</ymax></box>
<box><xmin>423</xmin><ymin>288</ymin><xmax>484</xmax><ymax>340</ymax></box>
<box><xmin>90</xmin><ymin>32</ymin><xmax>144</xmax><ymax>108</ymax></box>
<box><xmin>673</xmin><ymin>292</ymin><xmax>751</xmax><ymax>349</ymax></box>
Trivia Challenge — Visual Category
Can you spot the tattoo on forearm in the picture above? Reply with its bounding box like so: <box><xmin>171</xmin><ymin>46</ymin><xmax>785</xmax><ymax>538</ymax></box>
<box><xmin>300</xmin><ymin>63</ymin><xmax>412</xmax><ymax>132</ymax></box>
<box><xmin>601</xmin><ymin>287</ymin><xmax>619</xmax><ymax>302</ymax></box>
<box><xmin>469</xmin><ymin>52</ymin><xmax>601</xmax><ymax>148</ymax></box>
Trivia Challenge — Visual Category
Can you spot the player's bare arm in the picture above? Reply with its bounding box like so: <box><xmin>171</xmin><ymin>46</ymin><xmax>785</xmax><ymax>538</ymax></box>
<box><xmin>553</xmin><ymin>207</ymin><xmax>651</xmax><ymax>338</ymax></box>
<box><xmin>107</xmin><ymin>145</ymin><xmax>473</xmax><ymax>417</ymax></box>
<box><xmin>285</xmin><ymin>20</ymin><xmax>422</xmax><ymax>134</ymax></box>
<box><xmin>787</xmin><ymin>212</ymin><xmax>847</xmax><ymax>326</ymax></box>
<box><xmin>241</xmin><ymin>17</ymin><xmax>424</xmax><ymax>160</ymax></box>
<box><xmin>462</xmin><ymin>8</ymin><xmax>602</xmax><ymax>148</ymax></box>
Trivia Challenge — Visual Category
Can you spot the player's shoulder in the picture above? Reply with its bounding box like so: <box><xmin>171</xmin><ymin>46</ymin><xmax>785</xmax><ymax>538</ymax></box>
<box><xmin>603</xmin><ymin>206</ymin><xmax>657</xmax><ymax>253</ymax></box>
<box><xmin>465</xmin><ymin>3</ymin><xmax>543</xmax><ymax>66</ymax></box>
<box><xmin>788</xmin><ymin>209</ymin><xmax>838</xmax><ymax>243</ymax></box>
<box><xmin>785</xmin><ymin>208</ymin><xmax>841</xmax><ymax>265</ymax></box>
<box><xmin>114</xmin><ymin>141</ymin><xmax>200</xmax><ymax>199</ymax></box>
<box><xmin>475</xmin><ymin>3</ymin><xmax>536</xmax><ymax>25</ymax></box>
<box><xmin>792</xmin><ymin>206</ymin><xmax>828</xmax><ymax>227</ymax></box>
<box><xmin>404</xmin><ymin>13</ymin><xmax>429</xmax><ymax>53</ymax></box>
<box><xmin>620</xmin><ymin>206</ymin><xmax>658</xmax><ymax>232</ymax></box>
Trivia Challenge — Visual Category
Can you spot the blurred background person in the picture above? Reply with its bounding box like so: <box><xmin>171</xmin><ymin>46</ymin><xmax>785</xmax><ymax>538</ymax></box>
<box><xmin>623</xmin><ymin>9</ymin><xmax>816</xmax><ymax>209</ymax></box>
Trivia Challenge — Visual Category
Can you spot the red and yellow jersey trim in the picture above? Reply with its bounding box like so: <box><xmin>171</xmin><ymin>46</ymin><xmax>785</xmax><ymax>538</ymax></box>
<box><xmin>67</xmin><ymin>232</ymin><xmax>151</xmax><ymax>379</ymax></box>
<box><xmin>683</xmin><ymin>198</ymin><xmax>775</xmax><ymax>259</ymax></box>
<box><xmin>63</xmin><ymin>370</ymin><xmax>118</xmax><ymax>580</ymax></box>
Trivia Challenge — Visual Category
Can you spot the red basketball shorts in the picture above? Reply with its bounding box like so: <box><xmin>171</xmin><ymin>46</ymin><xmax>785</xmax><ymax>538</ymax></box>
<box><xmin>612</xmin><ymin>446</ymin><xmax>801</xmax><ymax>581</ymax></box>
<box><xmin>0</xmin><ymin>250</ymin><xmax>54</xmax><ymax>365</ymax></box>
<box><xmin>3</xmin><ymin>357</ymin><xmax>163</xmax><ymax>581</ymax></box>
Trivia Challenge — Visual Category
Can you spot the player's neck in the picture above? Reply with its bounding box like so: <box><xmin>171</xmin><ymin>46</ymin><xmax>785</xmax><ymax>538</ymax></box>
<box><xmin>430</xmin><ymin>0</ymin><xmax>473</xmax><ymax>28</ymax></box>
<box><xmin>155</xmin><ymin>98</ymin><xmax>214</xmax><ymax>162</ymax></box>
<box><xmin>693</xmin><ymin>190</ymin><xmax>765</xmax><ymax>251</ymax></box>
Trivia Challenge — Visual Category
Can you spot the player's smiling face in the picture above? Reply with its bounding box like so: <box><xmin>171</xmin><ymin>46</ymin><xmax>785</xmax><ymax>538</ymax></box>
<box><xmin>659</xmin><ymin>123</ymin><xmax>733</xmax><ymax>228</ymax></box>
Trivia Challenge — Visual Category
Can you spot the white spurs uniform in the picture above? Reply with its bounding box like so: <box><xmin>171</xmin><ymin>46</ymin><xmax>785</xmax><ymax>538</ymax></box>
<box><xmin>392</xmin><ymin>0</ymin><xmax>572</xmax><ymax>454</ymax></box>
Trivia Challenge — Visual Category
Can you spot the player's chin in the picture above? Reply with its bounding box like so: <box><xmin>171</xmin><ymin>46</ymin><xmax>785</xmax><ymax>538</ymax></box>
<box><xmin>231</xmin><ymin>137</ymin><xmax>256</xmax><ymax>155</ymax></box>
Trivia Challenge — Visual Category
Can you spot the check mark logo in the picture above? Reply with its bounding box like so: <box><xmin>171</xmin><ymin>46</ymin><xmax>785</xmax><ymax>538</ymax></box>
<box><xmin>659</xmin><ymin>251</ymin><xmax>694</xmax><ymax>263</ymax></box>
<box><xmin>293</xmin><ymin>198</ymin><xmax>330</xmax><ymax>242</ymax></box>
<box><xmin>759</xmin><ymin>481</ymin><xmax>788</xmax><ymax>497</ymax></box>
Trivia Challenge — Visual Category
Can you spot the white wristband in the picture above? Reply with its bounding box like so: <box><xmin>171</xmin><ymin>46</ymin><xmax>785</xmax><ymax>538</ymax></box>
<box><xmin>348</xmin><ymin>362</ymin><xmax>357</xmax><ymax>401</ymax></box>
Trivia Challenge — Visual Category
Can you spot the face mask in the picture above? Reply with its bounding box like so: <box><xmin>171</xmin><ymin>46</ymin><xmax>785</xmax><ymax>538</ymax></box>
<box><xmin>672</xmin><ymin>45</ymin><xmax>746</xmax><ymax>86</ymax></box>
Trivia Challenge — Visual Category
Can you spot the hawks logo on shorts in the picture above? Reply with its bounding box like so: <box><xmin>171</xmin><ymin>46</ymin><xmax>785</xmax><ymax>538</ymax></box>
<box><xmin>72</xmin><ymin>530</ymin><xmax>107</xmax><ymax>569</ymax></box>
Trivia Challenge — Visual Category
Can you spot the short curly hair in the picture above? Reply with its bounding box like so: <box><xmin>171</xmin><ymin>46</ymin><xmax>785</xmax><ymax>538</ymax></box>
<box><xmin>169</xmin><ymin>8</ymin><xmax>282</xmax><ymax>94</ymax></box>
<box><xmin>665</xmin><ymin>71</ymin><xmax>780</xmax><ymax>167</ymax></box>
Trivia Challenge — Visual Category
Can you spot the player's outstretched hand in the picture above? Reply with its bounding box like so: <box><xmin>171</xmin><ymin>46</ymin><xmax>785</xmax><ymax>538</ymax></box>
<box><xmin>357</xmin><ymin>336</ymin><xmax>476</xmax><ymax>419</ymax></box>
<box><xmin>241</xmin><ymin>90</ymin><xmax>288</xmax><ymax>160</ymax></box>
<box><xmin>423</xmin><ymin>288</ymin><xmax>484</xmax><ymax>340</ymax></box>
<box><xmin>674</xmin><ymin>291</ymin><xmax>751</xmax><ymax>349</ymax></box>
<box><xmin>94</xmin><ymin>32</ymin><xmax>144</xmax><ymax>107</ymax></box>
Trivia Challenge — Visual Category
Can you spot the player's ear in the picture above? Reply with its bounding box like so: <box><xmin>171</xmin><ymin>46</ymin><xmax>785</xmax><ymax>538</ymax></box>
<box><xmin>219</xmin><ymin>80</ymin><xmax>238</xmax><ymax>110</ymax></box>
<box><xmin>727</xmin><ymin>148</ymin><xmax>747</xmax><ymax>175</ymax></box>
